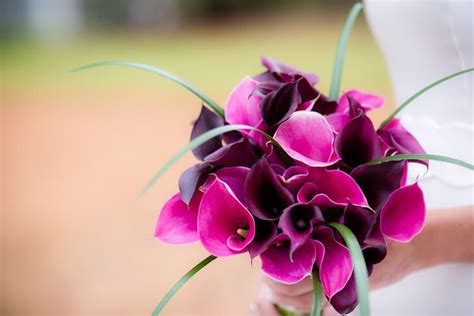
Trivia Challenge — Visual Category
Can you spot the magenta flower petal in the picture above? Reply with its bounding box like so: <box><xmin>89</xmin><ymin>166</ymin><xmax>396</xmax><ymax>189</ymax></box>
<box><xmin>155</xmin><ymin>192</ymin><xmax>201</xmax><ymax>245</ymax></box>
<box><xmin>307</xmin><ymin>168</ymin><xmax>368</xmax><ymax>207</ymax></box>
<box><xmin>244</xmin><ymin>158</ymin><xmax>294</xmax><ymax>220</ymax></box>
<box><xmin>378</xmin><ymin>119</ymin><xmax>428</xmax><ymax>165</ymax></box>
<box><xmin>283</xmin><ymin>166</ymin><xmax>309</xmax><ymax>193</ymax></box>
<box><xmin>380</xmin><ymin>182</ymin><xmax>426</xmax><ymax>242</ymax></box>
<box><xmin>296</xmin><ymin>182</ymin><xmax>319</xmax><ymax>204</ymax></box>
<box><xmin>337</xmin><ymin>90</ymin><xmax>384</xmax><ymax>113</ymax></box>
<box><xmin>225</xmin><ymin>76</ymin><xmax>262</xmax><ymax>128</ymax></box>
<box><xmin>313</xmin><ymin>226</ymin><xmax>353</xmax><ymax>298</ymax></box>
<box><xmin>274</xmin><ymin>111</ymin><xmax>337</xmax><ymax>167</ymax></box>
<box><xmin>326</xmin><ymin>113</ymin><xmax>350</xmax><ymax>133</ymax></box>
<box><xmin>279</xmin><ymin>204</ymin><xmax>324</xmax><ymax>258</ymax></box>
<box><xmin>191</xmin><ymin>105</ymin><xmax>225</xmax><ymax>160</ymax></box>
<box><xmin>260</xmin><ymin>56</ymin><xmax>319</xmax><ymax>85</ymax></box>
<box><xmin>212</xmin><ymin>166</ymin><xmax>249</xmax><ymax>203</ymax></box>
<box><xmin>198</xmin><ymin>180</ymin><xmax>256</xmax><ymax>256</ymax></box>
<box><xmin>260</xmin><ymin>235</ymin><xmax>317</xmax><ymax>284</ymax></box>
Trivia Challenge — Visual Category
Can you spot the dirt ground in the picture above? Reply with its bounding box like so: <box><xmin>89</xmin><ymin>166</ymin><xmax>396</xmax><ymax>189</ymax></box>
<box><xmin>2</xmin><ymin>89</ymin><xmax>264</xmax><ymax>316</ymax></box>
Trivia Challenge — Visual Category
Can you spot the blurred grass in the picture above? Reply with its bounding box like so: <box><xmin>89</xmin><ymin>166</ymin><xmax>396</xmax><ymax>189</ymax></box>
<box><xmin>2</xmin><ymin>11</ymin><xmax>392</xmax><ymax>103</ymax></box>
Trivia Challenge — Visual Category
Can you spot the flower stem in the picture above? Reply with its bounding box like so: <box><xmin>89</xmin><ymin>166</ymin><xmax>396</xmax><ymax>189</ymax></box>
<box><xmin>311</xmin><ymin>269</ymin><xmax>323</xmax><ymax>316</ymax></box>
<box><xmin>151</xmin><ymin>255</ymin><xmax>217</xmax><ymax>316</ymax></box>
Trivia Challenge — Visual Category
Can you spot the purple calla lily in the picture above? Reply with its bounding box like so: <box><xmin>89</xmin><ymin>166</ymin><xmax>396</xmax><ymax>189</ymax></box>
<box><xmin>191</xmin><ymin>105</ymin><xmax>225</xmax><ymax>160</ymax></box>
<box><xmin>351</xmin><ymin>161</ymin><xmax>407</xmax><ymax>211</ymax></box>
<box><xmin>335</xmin><ymin>109</ymin><xmax>382</xmax><ymax>167</ymax></box>
<box><xmin>244</xmin><ymin>158</ymin><xmax>294</xmax><ymax>220</ymax></box>
<box><xmin>337</xmin><ymin>90</ymin><xmax>384</xmax><ymax>114</ymax></box>
<box><xmin>312</xmin><ymin>226</ymin><xmax>353</xmax><ymax>298</ymax></box>
<box><xmin>279</xmin><ymin>204</ymin><xmax>324</xmax><ymax>258</ymax></box>
<box><xmin>204</xmin><ymin>138</ymin><xmax>259</xmax><ymax>168</ymax></box>
<box><xmin>260</xmin><ymin>234</ymin><xmax>317</xmax><ymax>284</ymax></box>
<box><xmin>378</xmin><ymin>119</ymin><xmax>428</xmax><ymax>165</ymax></box>
<box><xmin>179</xmin><ymin>162</ymin><xmax>214</xmax><ymax>205</ymax></box>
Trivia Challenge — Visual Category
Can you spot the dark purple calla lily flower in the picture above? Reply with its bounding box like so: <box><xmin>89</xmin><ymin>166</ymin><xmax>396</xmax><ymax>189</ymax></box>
<box><xmin>335</xmin><ymin>108</ymin><xmax>382</xmax><ymax>167</ymax></box>
<box><xmin>256</xmin><ymin>56</ymin><xmax>319</xmax><ymax>86</ymax></box>
<box><xmin>279</xmin><ymin>203</ymin><xmax>324</xmax><ymax>258</ymax></box>
<box><xmin>244</xmin><ymin>158</ymin><xmax>294</xmax><ymax>220</ymax></box>
<box><xmin>191</xmin><ymin>105</ymin><xmax>225</xmax><ymax>160</ymax></box>
<box><xmin>351</xmin><ymin>161</ymin><xmax>407</xmax><ymax>211</ymax></box>
<box><xmin>204</xmin><ymin>138</ymin><xmax>259</xmax><ymax>168</ymax></box>
<box><xmin>179</xmin><ymin>162</ymin><xmax>214</xmax><ymax>205</ymax></box>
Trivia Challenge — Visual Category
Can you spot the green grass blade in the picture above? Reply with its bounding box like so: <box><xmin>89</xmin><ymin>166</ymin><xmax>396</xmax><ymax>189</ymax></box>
<box><xmin>70</xmin><ymin>60</ymin><xmax>225</xmax><ymax>117</ymax></box>
<box><xmin>380</xmin><ymin>68</ymin><xmax>474</xmax><ymax>128</ymax></box>
<box><xmin>328</xmin><ymin>223</ymin><xmax>370</xmax><ymax>316</ymax></box>
<box><xmin>328</xmin><ymin>2</ymin><xmax>363</xmax><ymax>100</ymax></box>
<box><xmin>137</xmin><ymin>124</ymin><xmax>289</xmax><ymax>198</ymax></box>
<box><xmin>367</xmin><ymin>154</ymin><xmax>474</xmax><ymax>170</ymax></box>
<box><xmin>151</xmin><ymin>255</ymin><xmax>217</xmax><ymax>316</ymax></box>
<box><xmin>311</xmin><ymin>269</ymin><xmax>323</xmax><ymax>316</ymax></box>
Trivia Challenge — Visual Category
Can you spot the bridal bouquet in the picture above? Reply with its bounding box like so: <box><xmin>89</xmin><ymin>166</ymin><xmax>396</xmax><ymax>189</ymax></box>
<box><xmin>74</xmin><ymin>3</ymin><xmax>473</xmax><ymax>316</ymax></box>
<box><xmin>155</xmin><ymin>55</ymin><xmax>427</xmax><ymax>315</ymax></box>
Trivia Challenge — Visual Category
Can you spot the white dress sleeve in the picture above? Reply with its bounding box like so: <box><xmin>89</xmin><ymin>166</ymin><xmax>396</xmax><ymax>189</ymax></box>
<box><xmin>363</xmin><ymin>0</ymin><xmax>473</xmax><ymax>314</ymax></box>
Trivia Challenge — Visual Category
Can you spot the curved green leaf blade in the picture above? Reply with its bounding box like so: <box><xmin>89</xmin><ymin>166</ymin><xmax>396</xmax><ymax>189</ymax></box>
<box><xmin>311</xmin><ymin>269</ymin><xmax>323</xmax><ymax>316</ymax></box>
<box><xmin>329</xmin><ymin>2</ymin><xmax>363</xmax><ymax>100</ymax></box>
<box><xmin>152</xmin><ymin>255</ymin><xmax>217</xmax><ymax>316</ymax></box>
<box><xmin>367</xmin><ymin>154</ymin><xmax>474</xmax><ymax>170</ymax></box>
<box><xmin>137</xmin><ymin>124</ymin><xmax>290</xmax><ymax>198</ymax></box>
<box><xmin>70</xmin><ymin>60</ymin><xmax>225</xmax><ymax>117</ymax></box>
<box><xmin>380</xmin><ymin>68</ymin><xmax>474</xmax><ymax>128</ymax></box>
<box><xmin>328</xmin><ymin>222</ymin><xmax>370</xmax><ymax>316</ymax></box>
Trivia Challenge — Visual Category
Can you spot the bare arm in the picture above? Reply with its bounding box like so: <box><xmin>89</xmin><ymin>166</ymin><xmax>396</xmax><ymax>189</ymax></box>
<box><xmin>254</xmin><ymin>206</ymin><xmax>474</xmax><ymax>315</ymax></box>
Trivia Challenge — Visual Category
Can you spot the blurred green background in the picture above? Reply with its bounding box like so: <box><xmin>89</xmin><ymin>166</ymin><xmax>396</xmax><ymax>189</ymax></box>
<box><xmin>1</xmin><ymin>1</ymin><xmax>393</xmax><ymax>315</ymax></box>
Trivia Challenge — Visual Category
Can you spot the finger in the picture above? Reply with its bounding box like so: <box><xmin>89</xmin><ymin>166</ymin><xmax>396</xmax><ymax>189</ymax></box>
<box><xmin>272</xmin><ymin>291</ymin><xmax>314</xmax><ymax>313</ymax></box>
<box><xmin>322</xmin><ymin>304</ymin><xmax>340</xmax><ymax>316</ymax></box>
<box><xmin>260</xmin><ymin>273</ymin><xmax>313</xmax><ymax>297</ymax></box>
<box><xmin>252</xmin><ymin>289</ymin><xmax>281</xmax><ymax>316</ymax></box>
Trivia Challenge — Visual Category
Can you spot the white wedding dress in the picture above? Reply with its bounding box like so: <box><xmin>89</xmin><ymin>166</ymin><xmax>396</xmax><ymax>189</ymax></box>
<box><xmin>364</xmin><ymin>1</ymin><xmax>473</xmax><ymax>315</ymax></box>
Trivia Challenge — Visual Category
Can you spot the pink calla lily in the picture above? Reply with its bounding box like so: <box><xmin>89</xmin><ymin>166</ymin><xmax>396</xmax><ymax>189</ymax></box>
<box><xmin>274</xmin><ymin>111</ymin><xmax>338</xmax><ymax>167</ymax></box>
<box><xmin>313</xmin><ymin>226</ymin><xmax>353</xmax><ymax>298</ymax></box>
<box><xmin>198</xmin><ymin>179</ymin><xmax>256</xmax><ymax>256</ymax></box>
<box><xmin>260</xmin><ymin>234</ymin><xmax>317</xmax><ymax>284</ymax></box>
<box><xmin>380</xmin><ymin>182</ymin><xmax>426</xmax><ymax>242</ymax></box>
<box><xmin>225</xmin><ymin>76</ymin><xmax>262</xmax><ymax>128</ymax></box>
<box><xmin>155</xmin><ymin>192</ymin><xmax>202</xmax><ymax>245</ymax></box>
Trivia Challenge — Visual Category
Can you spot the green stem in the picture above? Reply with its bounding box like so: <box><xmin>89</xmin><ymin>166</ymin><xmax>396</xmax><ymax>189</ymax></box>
<box><xmin>367</xmin><ymin>154</ymin><xmax>474</xmax><ymax>170</ymax></box>
<box><xmin>70</xmin><ymin>60</ymin><xmax>225</xmax><ymax>117</ymax></box>
<box><xmin>311</xmin><ymin>269</ymin><xmax>323</xmax><ymax>316</ymax></box>
<box><xmin>151</xmin><ymin>255</ymin><xmax>217</xmax><ymax>316</ymax></box>
<box><xmin>328</xmin><ymin>223</ymin><xmax>370</xmax><ymax>316</ymax></box>
<box><xmin>329</xmin><ymin>2</ymin><xmax>363</xmax><ymax>100</ymax></box>
<box><xmin>380</xmin><ymin>68</ymin><xmax>474</xmax><ymax>128</ymax></box>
